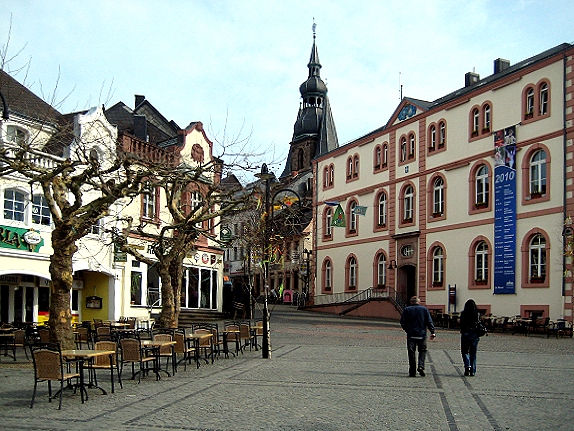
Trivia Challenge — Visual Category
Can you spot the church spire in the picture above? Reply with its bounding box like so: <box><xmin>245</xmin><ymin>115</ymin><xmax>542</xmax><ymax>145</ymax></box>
<box><xmin>281</xmin><ymin>22</ymin><xmax>338</xmax><ymax>179</ymax></box>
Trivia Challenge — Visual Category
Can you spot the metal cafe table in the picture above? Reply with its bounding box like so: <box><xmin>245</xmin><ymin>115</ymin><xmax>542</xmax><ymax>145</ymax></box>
<box><xmin>140</xmin><ymin>339</ymin><xmax>177</xmax><ymax>377</ymax></box>
<box><xmin>61</xmin><ymin>349</ymin><xmax>117</xmax><ymax>398</ymax></box>
<box><xmin>186</xmin><ymin>332</ymin><xmax>214</xmax><ymax>367</ymax></box>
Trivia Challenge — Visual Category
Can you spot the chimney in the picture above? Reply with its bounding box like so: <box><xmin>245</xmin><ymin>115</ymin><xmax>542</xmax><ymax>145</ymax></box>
<box><xmin>135</xmin><ymin>95</ymin><xmax>145</xmax><ymax>108</ymax></box>
<box><xmin>494</xmin><ymin>58</ymin><xmax>510</xmax><ymax>74</ymax></box>
<box><xmin>465</xmin><ymin>72</ymin><xmax>480</xmax><ymax>87</ymax></box>
<box><xmin>133</xmin><ymin>115</ymin><xmax>148</xmax><ymax>141</ymax></box>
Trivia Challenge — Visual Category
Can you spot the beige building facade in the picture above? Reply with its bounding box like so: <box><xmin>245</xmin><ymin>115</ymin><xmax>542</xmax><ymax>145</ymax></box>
<box><xmin>314</xmin><ymin>43</ymin><xmax>574</xmax><ymax>321</ymax></box>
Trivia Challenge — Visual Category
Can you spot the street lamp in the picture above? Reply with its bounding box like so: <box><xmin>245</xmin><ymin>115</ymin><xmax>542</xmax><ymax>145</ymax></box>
<box><xmin>299</xmin><ymin>248</ymin><xmax>312</xmax><ymax>306</ymax></box>
<box><xmin>255</xmin><ymin>163</ymin><xmax>274</xmax><ymax>359</ymax></box>
<box><xmin>0</xmin><ymin>90</ymin><xmax>9</xmax><ymax>120</ymax></box>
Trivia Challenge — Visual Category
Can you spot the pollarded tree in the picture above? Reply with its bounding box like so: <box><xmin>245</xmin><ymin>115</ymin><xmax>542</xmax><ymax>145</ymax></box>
<box><xmin>0</xmin><ymin>104</ymin><xmax>153</xmax><ymax>348</ymax></box>
<box><xmin>112</xmin><ymin>145</ymin><xmax>249</xmax><ymax>328</ymax></box>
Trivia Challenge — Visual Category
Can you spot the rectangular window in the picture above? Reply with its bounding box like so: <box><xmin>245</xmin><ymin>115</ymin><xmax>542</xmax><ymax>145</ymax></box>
<box><xmin>130</xmin><ymin>271</ymin><xmax>142</xmax><ymax>305</ymax></box>
<box><xmin>32</xmin><ymin>195</ymin><xmax>51</xmax><ymax>225</ymax></box>
<box><xmin>4</xmin><ymin>190</ymin><xmax>25</xmax><ymax>221</ymax></box>
<box><xmin>143</xmin><ymin>185</ymin><xmax>157</xmax><ymax>219</ymax></box>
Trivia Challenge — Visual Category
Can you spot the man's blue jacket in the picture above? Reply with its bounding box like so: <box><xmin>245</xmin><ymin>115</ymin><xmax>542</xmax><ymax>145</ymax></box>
<box><xmin>400</xmin><ymin>304</ymin><xmax>435</xmax><ymax>338</ymax></box>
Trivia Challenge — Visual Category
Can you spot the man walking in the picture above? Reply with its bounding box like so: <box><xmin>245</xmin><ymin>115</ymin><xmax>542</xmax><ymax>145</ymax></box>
<box><xmin>400</xmin><ymin>296</ymin><xmax>436</xmax><ymax>377</ymax></box>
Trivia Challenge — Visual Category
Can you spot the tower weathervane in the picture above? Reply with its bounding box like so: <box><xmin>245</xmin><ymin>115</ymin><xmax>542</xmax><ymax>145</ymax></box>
<box><xmin>312</xmin><ymin>18</ymin><xmax>316</xmax><ymax>39</ymax></box>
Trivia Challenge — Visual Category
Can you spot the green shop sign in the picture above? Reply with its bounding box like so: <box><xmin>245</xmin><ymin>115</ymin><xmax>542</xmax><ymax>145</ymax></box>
<box><xmin>0</xmin><ymin>225</ymin><xmax>45</xmax><ymax>252</ymax></box>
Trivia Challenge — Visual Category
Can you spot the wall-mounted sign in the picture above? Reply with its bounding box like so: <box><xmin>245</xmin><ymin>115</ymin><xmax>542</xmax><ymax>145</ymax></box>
<box><xmin>0</xmin><ymin>226</ymin><xmax>44</xmax><ymax>252</ymax></box>
<box><xmin>86</xmin><ymin>296</ymin><xmax>102</xmax><ymax>309</ymax></box>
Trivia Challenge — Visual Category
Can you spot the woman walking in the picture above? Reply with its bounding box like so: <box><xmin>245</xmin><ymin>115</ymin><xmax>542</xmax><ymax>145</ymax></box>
<box><xmin>460</xmin><ymin>299</ymin><xmax>480</xmax><ymax>376</ymax></box>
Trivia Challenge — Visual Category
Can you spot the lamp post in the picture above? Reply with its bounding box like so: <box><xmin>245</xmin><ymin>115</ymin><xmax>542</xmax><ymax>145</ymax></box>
<box><xmin>300</xmin><ymin>248</ymin><xmax>312</xmax><ymax>307</ymax></box>
<box><xmin>0</xmin><ymin>90</ymin><xmax>9</xmax><ymax>120</ymax></box>
<box><xmin>255</xmin><ymin>163</ymin><xmax>273</xmax><ymax>359</ymax></box>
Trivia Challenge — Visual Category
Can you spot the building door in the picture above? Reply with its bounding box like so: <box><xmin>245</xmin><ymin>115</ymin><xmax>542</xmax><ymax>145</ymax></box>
<box><xmin>397</xmin><ymin>265</ymin><xmax>417</xmax><ymax>306</ymax></box>
<box><xmin>1</xmin><ymin>285</ymin><xmax>9</xmax><ymax>323</ymax></box>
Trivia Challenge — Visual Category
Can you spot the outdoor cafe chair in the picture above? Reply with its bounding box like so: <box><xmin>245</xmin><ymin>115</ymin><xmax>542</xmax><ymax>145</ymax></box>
<box><xmin>85</xmin><ymin>341</ymin><xmax>122</xmax><ymax>393</ymax></box>
<box><xmin>74</xmin><ymin>327</ymin><xmax>92</xmax><ymax>350</ymax></box>
<box><xmin>30</xmin><ymin>342</ymin><xmax>84</xmax><ymax>410</ymax></box>
<box><xmin>12</xmin><ymin>329</ymin><xmax>29</xmax><ymax>360</ymax></box>
<box><xmin>238</xmin><ymin>321</ymin><xmax>253</xmax><ymax>353</ymax></box>
<box><xmin>152</xmin><ymin>333</ymin><xmax>174</xmax><ymax>371</ymax></box>
<box><xmin>173</xmin><ymin>330</ymin><xmax>195</xmax><ymax>371</ymax></box>
<box><xmin>119</xmin><ymin>338</ymin><xmax>157</xmax><ymax>383</ymax></box>
<box><xmin>38</xmin><ymin>328</ymin><xmax>51</xmax><ymax>343</ymax></box>
<box><xmin>95</xmin><ymin>326</ymin><xmax>112</xmax><ymax>342</ymax></box>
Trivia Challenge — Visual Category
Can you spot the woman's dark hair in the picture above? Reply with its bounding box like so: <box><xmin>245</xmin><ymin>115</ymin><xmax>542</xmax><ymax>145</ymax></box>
<box><xmin>463</xmin><ymin>299</ymin><xmax>478</xmax><ymax>315</ymax></box>
<box><xmin>460</xmin><ymin>299</ymin><xmax>479</xmax><ymax>328</ymax></box>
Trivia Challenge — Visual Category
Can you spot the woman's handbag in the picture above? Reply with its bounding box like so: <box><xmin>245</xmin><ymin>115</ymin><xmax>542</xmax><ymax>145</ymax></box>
<box><xmin>476</xmin><ymin>314</ymin><xmax>488</xmax><ymax>337</ymax></box>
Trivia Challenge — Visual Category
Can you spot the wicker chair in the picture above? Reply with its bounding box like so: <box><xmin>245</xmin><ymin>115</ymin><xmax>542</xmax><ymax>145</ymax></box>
<box><xmin>173</xmin><ymin>330</ymin><xmax>195</xmax><ymax>371</ymax></box>
<box><xmin>119</xmin><ymin>338</ymin><xmax>157</xmax><ymax>383</ymax></box>
<box><xmin>85</xmin><ymin>341</ymin><xmax>122</xmax><ymax>393</ymax></box>
<box><xmin>12</xmin><ymin>329</ymin><xmax>29</xmax><ymax>360</ymax></box>
<box><xmin>74</xmin><ymin>327</ymin><xmax>92</xmax><ymax>350</ymax></box>
<box><xmin>30</xmin><ymin>342</ymin><xmax>84</xmax><ymax>409</ymax></box>
<box><xmin>153</xmin><ymin>333</ymin><xmax>174</xmax><ymax>372</ymax></box>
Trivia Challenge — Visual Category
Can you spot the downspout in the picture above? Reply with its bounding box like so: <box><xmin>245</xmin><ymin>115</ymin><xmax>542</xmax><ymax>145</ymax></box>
<box><xmin>562</xmin><ymin>51</ymin><xmax>569</xmax><ymax>301</ymax></box>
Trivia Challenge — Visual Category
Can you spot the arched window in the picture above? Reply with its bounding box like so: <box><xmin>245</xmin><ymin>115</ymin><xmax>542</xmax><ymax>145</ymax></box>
<box><xmin>432</xmin><ymin>246</ymin><xmax>444</xmax><ymax>286</ymax></box>
<box><xmin>526</xmin><ymin>87</ymin><xmax>535</xmax><ymax>115</ymax></box>
<box><xmin>377</xmin><ymin>254</ymin><xmax>386</xmax><ymax>287</ymax></box>
<box><xmin>539</xmin><ymin>83</ymin><xmax>548</xmax><ymax>115</ymax></box>
<box><xmin>323</xmin><ymin>166</ymin><xmax>329</xmax><ymax>188</ymax></box>
<box><xmin>383</xmin><ymin>144</ymin><xmax>388</xmax><ymax>166</ymax></box>
<box><xmin>3</xmin><ymin>189</ymin><xmax>26</xmax><ymax>222</ymax></box>
<box><xmin>439</xmin><ymin>121</ymin><xmax>446</xmax><ymax>147</ymax></box>
<box><xmin>429</xmin><ymin>125</ymin><xmax>436</xmax><ymax>151</ymax></box>
<box><xmin>476</xmin><ymin>165</ymin><xmax>489</xmax><ymax>205</ymax></box>
<box><xmin>403</xmin><ymin>185</ymin><xmax>414</xmax><ymax>221</ymax></box>
<box><xmin>297</xmin><ymin>148</ymin><xmax>304</xmax><ymax>170</ymax></box>
<box><xmin>347</xmin><ymin>157</ymin><xmax>353</xmax><ymax>179</ymax></box>
<box><xmin>408</xmin><ymin>133</ymin><xmax>415</xmax><ymax>158</ymax></box>
<box><xmin>374</xmin><ymin>146</ymin><xmax>382</xmax><ymax>169</ymax></box>
<box><xmin>323</xmin><ymin>258</ymin><xmax>332</xmax><ymax>293</ymax></box>
<box><xmin>475</xmin><ymin>241</ymin><xmax>488</xmax><ymax>282</ymax></box>
<box><xmin>483</xmin><ymin>104</ymin><xmax>491</xmax><ymax>131</ymax></box>
<box><xmin>349</xmin><ymin>201</ymin><xmax>358</xmax><ymax>233</ymax></box>
<box><xmin>324</xmin><ymin>207</ymin><xmax>333</xmax><ymax>239</ymax></box>
<box><xmin>378</xmin><ymin>192</ymin><xmax>387</xmax><ymax>227</ymax></box>
<box><xmin>529</xmin><ymin>234</ymin><xmax>546</xmax><ymax>282</ymax></box>
<box><xmin>472</xmin><ymin>108</ymin><xmax>480</xmax><ymax>134</ymax></box>
<box><xmin>347</xmin><ymin>256</ymin><xmax>357</xmax><ymax>290</ymax></box>
<box><xmin>400</xmin><ymin>137</ymin><xmax>407</xmax><ymax>162</ymax></box>
<box><xmin>353</xmin><ymin>155</ymin><xmax>359</xmax><ymax>178</ymax></box>
<box><xmin>329</xmin><ymin>165</ymin><xmax>334</xmax><ymax>186</ymax></box>
<box><xmin>530</xmin><ymin>150</ymin><xmax>547</xmax><ymax>195</ymax></box>
<box><xmin>433</xmin><ymin>177</ymin><xmax>444</xmax><ymax>216</ymax></box>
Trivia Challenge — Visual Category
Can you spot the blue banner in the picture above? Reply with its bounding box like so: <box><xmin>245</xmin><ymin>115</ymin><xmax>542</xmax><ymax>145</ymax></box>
<box><xmin>493</xmin><ymin>126</ymin><xmax>517</xmax><ymax>294</ymax></box>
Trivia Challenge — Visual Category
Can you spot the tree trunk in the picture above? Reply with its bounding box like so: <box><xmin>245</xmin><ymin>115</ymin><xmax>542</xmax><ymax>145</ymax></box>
<box><xmin>48</xmin><ymin>231</ymin><xmax>77</xmax><ymax>349</ymax></box>
<box><xmin>157</xmin><ymin>263</ymin><xmax>177</xmax><ymax>328</ymax></box>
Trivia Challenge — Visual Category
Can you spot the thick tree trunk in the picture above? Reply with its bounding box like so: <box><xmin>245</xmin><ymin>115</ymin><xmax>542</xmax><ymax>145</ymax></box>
<box><xmin>157</xmin><ymin>264</ymin><xmax>177</xmax><ymax>328</ymax></box>
<box><xmin>48</xmin><ymin>232</ymin><xmax>77</xmax><ymax>349</ymax></box>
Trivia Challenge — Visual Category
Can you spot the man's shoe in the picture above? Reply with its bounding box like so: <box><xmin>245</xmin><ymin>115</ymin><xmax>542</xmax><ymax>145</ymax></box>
<box><xmin>464</xmin><ymin>368</ymin><xmax>470</xmax><ymax>376</ymax></box>
<box><xmin>417</xmin><ymin>367</ymin><xmax>425</xmax><ymax>377</ymax></box>
<box><xmin>409</xmin><ymin>373</ymin><xmax>416</xmax><ymax>377</ymax></box>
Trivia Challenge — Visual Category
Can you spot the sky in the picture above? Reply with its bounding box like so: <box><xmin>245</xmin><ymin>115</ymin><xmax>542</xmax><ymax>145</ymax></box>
<box><xmin>2</xmin><ymin>0</ymin><xmax>573</xmax><ymax>181</ymax></box>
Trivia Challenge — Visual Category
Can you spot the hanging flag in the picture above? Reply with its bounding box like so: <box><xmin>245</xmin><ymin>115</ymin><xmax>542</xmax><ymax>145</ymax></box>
<box><xmin>353</xmin><ymin>205</ymin><xmax>368</xmax><ymax>216</ymax></box>
<box><xmin>332</xmin><ymin>204</ymin><xmax>346</xmax><ymax>227</ymax></box>
<box><xmin>324</xmin><ymin>201</ymin><xmax>339</xmax><ymax>207</ymax></box>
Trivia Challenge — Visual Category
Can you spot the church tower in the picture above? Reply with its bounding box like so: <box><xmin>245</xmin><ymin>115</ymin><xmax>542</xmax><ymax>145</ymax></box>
<box><xmin>281</xmin><ymin>24</ymin><xmax>339</xmax><ymax>179</ymax></box>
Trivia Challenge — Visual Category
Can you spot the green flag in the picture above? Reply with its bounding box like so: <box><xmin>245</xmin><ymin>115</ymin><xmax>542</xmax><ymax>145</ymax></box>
<box><xmin>332</xmin><ymin>204</ymin><xmax>346</xmax><ymax>227</ymax></box>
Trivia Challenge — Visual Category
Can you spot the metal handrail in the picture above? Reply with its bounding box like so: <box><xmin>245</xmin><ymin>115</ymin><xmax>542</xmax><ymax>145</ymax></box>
<box><xmin>313</xmin><ymin>286</ymin><xmax>406</xmax><ymax>313</ymax></box>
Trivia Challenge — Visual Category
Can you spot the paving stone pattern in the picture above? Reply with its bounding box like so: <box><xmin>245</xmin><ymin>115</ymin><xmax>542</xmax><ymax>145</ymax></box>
<box><xmin>1</xmin><ymin>305</ymin><xmax>573</xmax><ymax>430</ymax></box>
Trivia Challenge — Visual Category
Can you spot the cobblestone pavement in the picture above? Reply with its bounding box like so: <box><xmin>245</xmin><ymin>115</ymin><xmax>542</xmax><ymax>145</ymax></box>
<box><xmin>1</xmin><ymin>305</ymin><xmax>573</xmax><ymax>430</ymax></box>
